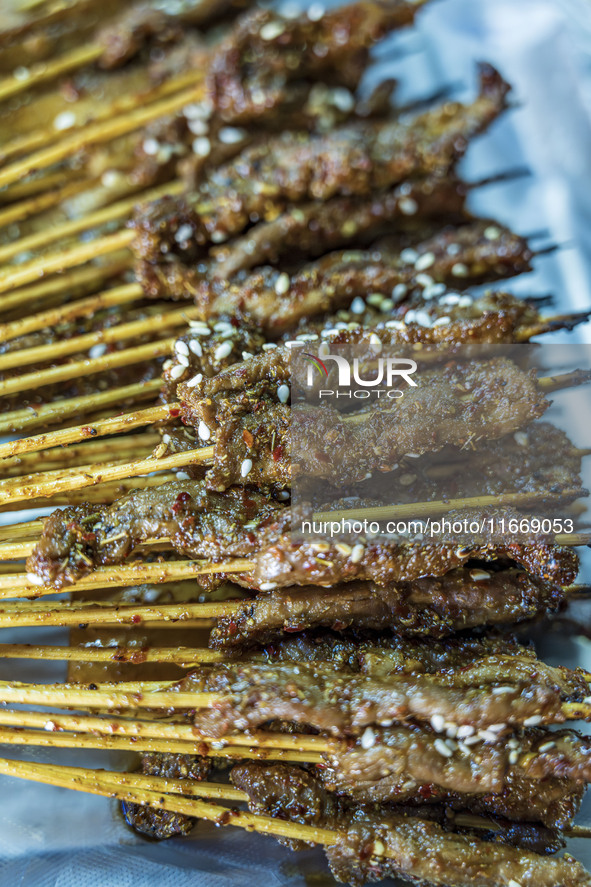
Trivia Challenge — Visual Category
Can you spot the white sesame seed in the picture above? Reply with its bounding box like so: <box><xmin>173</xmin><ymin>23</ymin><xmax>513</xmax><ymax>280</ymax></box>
<box><xmin>53</xmin><ymin>110</ymin><xmax>76</xmax><ymax>131</ymax></box>
<box><xmin>214</xmin><ymin>342</ymin><xmax>233</xmax><ymax>361</ymax></box>
<box><xmin>331</xmin><ymin>87</ymin><xmax>355</xmax><ymax>112</ymax></box>
<box><xmin>400</xmin><ymin>248</ymin><xmax>418</xmax><ymax>265</ymax></box>
<box><xmin>307</xmin><ymin>2</ymin><xmax>325</xmax><ymax>19</ymax></box>
<box><xmin>451</xmin><ymin>262</ymin><xmax>469</xmax><ymax>277</ymax></box>
<box><xmin>508</xmin><ymin>880</ymin><xmax>522</xmax><ymax>887</ymax></box>
<box><xmin>188</xmin><ymin>118</ymin><xmax>208</xmax><ymax>136</ymax></box>
<box><xmin>219</xmin><ymin>126</ymin><xmax>246</xmax><ymax>144</ymax></box>
<box><xmin>463</xmin><ymin>734</ymin><xmax>482</xmax><ymax>746</ymax></box>
<box><xmin>445</xmin><ymin>738</ymin><xmax>458</xmax><ymax>751</ymax></box>
<box><xmin>514</xmin><ymin>431</ymin><xmax>528</xmax><ymax>447</ymax></box>
<box><xmin>432</xmin><ymin>316</ymin><xmax>451</xmax><ymax>327</ymax></box>
<box><xmin>523</xmin><ymin>715</ymin><xmax>543</xmax><ymax>727</ymax></box>
<box><xmin>350</xmin><ymin>297</ymin><xmax>365</xmax><ymax>314</ymax></box>
<box><xmin>478</xmin><ymin>730</ymin><xmax>498</xmax><ymax>742</ymax></box>
<box><xmin>198</xmin><ymin>421</ymin><xmax>211</xmax><ymax>441</ymax></box>
<box><xmin>361</xmin><ymin>727</ymin><xmax>376</xmax><ymax>749</ymax></box>
<box><xmin>385</xmin><ymin>320</ymin><xmax>406</xmax><ymax>330</ymax></box>
<box><xmin>26</xmin><ymin>572</ymin><xmax>44</xmax><ymax>586</ymax></box>
<box><xmin>176</xmin><ymin>471</ymin><xmax>190</xmax><ymax>480</ymax></box>
<box><xmin>484</xmin><ymin>225</ymin><xmax>501</xmax><ymax>240</ymax></box>
<box><xmin>89</xmin><ymin>343</ymin><xmax>107</xmax><ymax>359</ymax></box>
<box><xmin>170</xmin><ymin>364</ymin><xmax>186</xmax><ymax>380</ymax></box>
<box><xmin>509</xmin><ymin>750</ymin><xmax>519</xmax><ymax>765</ymax></box>
<box><xmin>445</xmin><ymin>723</ymin><xmax>458</xmax><ymax>738</ymax></box>
<box><xmin>415</xmin><ymin>251</ymin><xmax>435</xmax><ymax>271</ymax></box>
<box><xmin>186</xmin><ymin>373</ymin><xmax>203</xmax><ymax>388</ymax></box>
<box><xmin>456</xmin><ymin>725</ymin><xmax>475</xmax><ymax>739</ymax></box>
<box><xmin>211</xmin><ymin>231</ymin><xmax>226</xmax><ymax>243</ymax></box>
<box><xmin>177</xmin><ymin>354</ymin><xmax>189</xmax><ymax>367</ymax></box>
<box><xmin>275</xmin><ymin>272</ymin><xmax>290</xmax><ymax>295</ymax></box>
<box><xmin>263</xmin><ymin>342</ymin><xmax>279</xmax><ymax>349</ymax></box>
<box><xmin>335</xmin><ymin>542</ymin><xmax>352</xmax><ymax>555</ymax></box>
<box><xmin>183</xmin><ymin>102</ymin><xmax>212</xmax><ymax>120</ymax></box>
<box><xmin>457</xmin><ymin>295</ymin><xmax>473</xmax><ymax>307</ymax></box>
<box><xmin>434</xmin><ymin>738</ymin><xmax>453</xmax><ymax>758</ymax></box>
<box><xmin>488</xmin><ymin>724</ymin><xmax>507</xmax><ymax>733</ymax></box>
<box><xmin>392</xmin><ymin>283</ymin><xmax>408</xmax><ymax>302</ymax></box>
<box><xmin>423</xmin><ymin>283</ymin><xmax>446</xmax><ymax>300</ymax></box>
<box><xmin>447</xmin><ymin>243</ymin><xmax>461</xmax><ymax>256</ymax></box>
<box><xmin>350</xmin><ymin>543</ymin><xmax>365</xmax><ymax>564</ymax></box>
<box><xmin>439</xmin><ymin>293</ymin><xmax>461</xmax><ymax>306</ymax></box>
<box><xmin>213</xmin><ymin>321</ymin><xmax>233</xmax><ymax>332</ymax></box>
<box><xmin>415</xmin><ymin>273</ymin><xmax>434</xmax><ymax>288</ymax></box>
<box><xmin>470</xmin><ymin>569</ymin><xmax>491</xmax><ymax>581</ymax></box>
<box><xmin>240</xmin><ymin>458</ymin><xmax>253</xmax><ymax>478</ymax></box>
<box><xmin>13</xmin><ymin>66</ymin><xmax>30</xmax><ymax>81</ymax></box>
<box><xmin>142</xmin><ymin>137</ymin><xmax>160</xmax><ymax>155</ymax></box>
<box><xmin>369</xmin><ymin>333</ymin><xmax>382</xmax><ymax>353</ymax></box>
<box><xmin>44</xmin><ymin>721</ymin><xmax>56</xmax><ymax>731</ymax></box>
<box><xmin>162</xmin><ymin>434</ymin><xmax>171</xmax><ymax>444</ymax></box>
<box><xmin>430</xmin><ymin>714</ymin><xmax>445</xmax><ymax>733</ymax></box>
<box><xmin>379</xmin><ymin>299</ymin><xmax>394</xmax><ymax>312</ymax></box>
<box><xmin>259</xmin><ymin>582</ymin><xmax>277</xmax><ymax>591</ymax></box>
<box><xmin>492</xmin><ymin>686</ymin><xmax>515</xmax><ymax>695</ymax></box>
<box><xmin>277</xmin><ymin>384</ymin><xmax>290</xmax><ymax>404</ymax></box>
<box><xmin>367</xmin><ymin>293</ymin><xmax>385</xmax><ymax>307</ymax></box>
<box><xmin>242</xmin><ymin>351</ymin><xmax>254</xmax><ymax>360</ymax></box>
<box><xmin>318</xmin><ymin>342</ymin><xmax>330</xmax><ymax>358</ymax></box>
<box><xmin>175</xmin><ymin>340</ymin><xmax>189</xmax><ymax>357</ymax></box>
<box><xmin>189</xmin><ymin>340</ymin><xmax>203</xmax><ymax>357</ymax></box>
<box><xmin>399</xmin><ymin>197</ymin><xmax>418</xmax><ymax>215</ymax></box>
<box><xmin>413</xmin><ymin>310</ymin><xmax>432</xmax><ymax>328</ymax></box>
<box><xmin>260</xmin><ymin>20</ymin><xmax>285</xmax><ymax>39</ymax></box>
<box><xmin>277</xmin><ymin>490</ymin><xmax>290</xmax><ymax>500</ymax></box>
<box><xmin>101</xmin><ymin>169</ymin><xmax>123</xmax><ymax>188</ymax></box>
<box><xmin>192</xmin><ymin>136</ymin><xmax>211</xmax><ymax>157</ymax></box>
<box><xmin>538</xmin><ymin>741</ymin><xmax>556</xmax><ymax>753</ymax></box>
<box><xmin>174</xmin><ymin>224</ymin><xmax>193</xmax><ymax>244</ymax></box>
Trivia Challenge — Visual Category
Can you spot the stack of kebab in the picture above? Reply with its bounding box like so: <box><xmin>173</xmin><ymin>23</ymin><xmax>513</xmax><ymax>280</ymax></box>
<box><xmin>9</xmin><ymin>3</ymin><xmax>591</xmax><ymax>886</ymax></box>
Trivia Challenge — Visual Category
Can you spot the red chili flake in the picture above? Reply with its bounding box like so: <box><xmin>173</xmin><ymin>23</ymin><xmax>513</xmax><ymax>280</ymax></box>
<box><xmin>272</xmin><ymin>444</ymin><xmax>284</xmax><ymax>462</ymax></box>
<box><xmin>171</xmin><ymin>491</ymin><xmax>192</xmax><ymax>515</ymax></box>
<box><xmin>217</xmin><ymin>811</ymin><xmax>232</xmax><ymax>826</ymax></box>
<box><xmin>81</xmin><ymin>533</ymin><xmax>96</xmax><ymax>543</ymax></box>
<box><xmin>418</xmin><ymin>784</ymin><xmax>435</xmax><ymax>799</ymax></box>
<box><xmin>227</xmin><ymin>620</ymin><xmax>238</xmax><ymax>636</ymax></box>
<box><xmin>242</xmin><ymin>429</ymin><xmax>254</xmax><ymax>448</ymax></box>
<box><xmin>81</xmin><ymin>426</ymin><xmax>98</xmax><ymax>437</ymax></box>
<box><xmin>169</xmin><ymin>407</ymin><xmax>180</xmax><ymax>418</ymax></box>
<box><xmin>198</xmin><ymin>742</ymin><xmax>210</xmax><ymax>756</ymax></box>
<box><xmin>130</xmin><ymin>614</ymin><xmax>142</xmax><ymax>624</ymax></box>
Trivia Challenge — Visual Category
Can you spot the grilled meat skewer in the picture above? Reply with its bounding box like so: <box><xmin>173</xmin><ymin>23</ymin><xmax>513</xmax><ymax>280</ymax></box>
<box><xmin>231</xmin><ymin>762</ymin><xmax>590</xmax><ymax>887</ymax></box>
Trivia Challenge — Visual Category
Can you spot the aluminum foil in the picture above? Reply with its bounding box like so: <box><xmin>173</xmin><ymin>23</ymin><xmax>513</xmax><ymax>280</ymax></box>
<box><xmin>1</xmin><ymin>0</ymin><xmax>591</xmax><ymax>884</ymax></box>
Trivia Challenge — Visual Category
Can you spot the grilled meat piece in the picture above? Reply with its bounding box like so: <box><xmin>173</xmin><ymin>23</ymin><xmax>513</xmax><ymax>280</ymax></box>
<box><xmin>181</xmin><ymin>655</ymin><xmax>588</xmax><ymax>738</ymax></box>
<box><xmin>28</xmin><ymin>473</ymin><xmax>579</xmax><ymax>588</ymax></box>
<box><xmin>321</xmin><ymin>725</ymin><xmax>590</xmax><ymax>828</ymax></box>
<box><xmin>121</xmin><ymin>752</ymin><xmax>210</xmax><ymax>838</ymax></box>
<box><xmin>209</xmin><ymin>568</ymin><xmax>565</xmax><ymax>649</ymax></box>
<box><xmin>189</xmin><ymin>222</ymin><xmax>532</xmax><ymax>335</ymax></box>
<box><xmin>231</xmin><ymin>763</ymin><xmax>589</xmax><ymax>886</ymax></box>
<box><xmin>179</xmin><ymin>355</ymin><xmax>549</xmax><ymax>488</ymax></box>
<box><xmin>207</xmin><ymin>1</ymin><xmax>422</xmax><ymax>124</ymax></box>
<box><xmin>130</xmin><ymin>64</ymin><xmax>507</xmax><ymax>260</ymax></box>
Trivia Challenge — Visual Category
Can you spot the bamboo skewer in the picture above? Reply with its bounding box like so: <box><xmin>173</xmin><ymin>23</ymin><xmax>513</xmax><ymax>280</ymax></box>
<box><xmin>0</xmin><ymin>176</ymin><xmax>96</xmax><ymax>229</ymax></box>
<box><xmin>0</xmin><ymin>473</ymin><xmax>177</xmax><ymax>512</ymax></box>
<box><xmin>0</xmin><ymin>229</ymin><xmax>134</xmax><ymax>294</ymax></box>
<box><xmin>0</xmin><ymin>304</ymin><xmax>198</xmax><ymax>374</ymax></box>
<box><xmin>0</xmin><ymin>280</ymin><xmax>140</xmax><ymax>342</ymax></box>
<box><xmin>0</xmin><ymin>180</ymin><xmax>183</xmax><ymax>264</ymax></box>
<box><xmin>0</xmin><ymin>645</ymin><xmax>226</xmax><ymax>665</ymax></box>
<box><xmin>0</xmin><ymin>83</ymin><xmax>205</xmax><ymax>192</ymax></box>
<box><xmin>0</xmin><ymin>431</ymin><xmax>159</xmax><ymax>476</ymax></box>
<box><xmin>0</xmin><ymin>44</ymin><xmax>102</xmax><ymax>103</ymax></box>
<box><xmin>0</xmin><ymin>258</ymin><xmax>130</xmax><ymax>317</ymax></box>
<box><xmin>0</xmin><ymin>378</ymin><xmax>161</xmax><ymax>435</ymax></box>
<box><xmin>0</xmin><ymin>758</ymin><xmax>342</xmax><ymax>847</ymax></box>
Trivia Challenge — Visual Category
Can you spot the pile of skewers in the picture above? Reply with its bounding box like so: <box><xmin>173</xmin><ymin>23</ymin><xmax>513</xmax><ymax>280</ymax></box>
<box><xmin>0</xmin><ymin>1</ymin><xmax>591</xmax><ymax>885</ymax></box>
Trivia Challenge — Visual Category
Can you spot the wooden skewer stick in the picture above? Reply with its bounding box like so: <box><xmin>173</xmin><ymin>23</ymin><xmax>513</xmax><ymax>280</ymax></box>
<box><xmin>0</xmin><ymin>303</ymin><xmax>198</xmax><ymax>373</ymax></box>
<box><xmin>0</xmin><ymin>708</ymin><xmax>328</xmax><ymax>752</ymax></box>
<box><xmin>0</xmin><ymin>645</ymin><xmax>226</xmax><ymax>665</ymax></box>
<box><xmin>0</xmin><ymin>44</ymin><xmax>102</xmax><ymax>103</ymax></box>
<box><xmin>0</xmin><ymin>229</ymin><xmax>134</xmax><ymax>294</ymax></box>
<box><xmin>0</xmin><ymin>65</ymin><xmax>205</xmax><ymax>165</ymax></box>
<box><xmin>0</xmin><ymin>180</ymin><xmax>183</xmax><ymax>264</ymax></box>
<box><xmin>0</xmin><ymin>726</ymin><xmax>316</xmax><ymax>762</ymax></box>
<box><xmin>0</xmin><ymin>758</ymin><xmax>342</xmax><ymax>847</ymax></box>
<box><xmin>0</xmin><ymin>280</ymin><xmax>140</xmax><ymax>343</ymax></box>
<box><xmin>0</xmin><ymin>562</ymin><xmax>251</xmax><ymax>597</ymax></box>
<box><xmin>515</xmin><ymin>310</ymin><xmax>591</xmax><ymax>341</ymax></box>
<box><xmin>0</xmin><ymin>258</ymin><xmax>130</xmax><ymax>317</ymax></box>
<box><xmin>0</xmin><ymin>431</ymin><xmax>159</xmax><ymax>475</ymax></box>
<box><xmin>0</xmin><ymin>398</ymin><xmax>169</xmax><ymax>456</ymax></box>
<box><xmin>0</xmin><ymin>378</ymin><xmax>161</xmax><ymax>435</ymax></box>
<box><xmin>0</xmin><ymin>443</ymin><xmax>210</xmax><ymax>505</ymax></box>
<box><xmin>0</xmin><ymin>176</ymin><xmax>96</xmax><ymax>229</ymax></box>
<box><xmin>0</xmin><ymin>84</ymin><xmax>204</xmax><ymax>192</ymax></box>
<box><xmin>314</xmin><ymin>488</ymin><xmax>588</xmax><ymax>523</ymax></box>
<box><xmin>1</xmin><ymin>473</ymin><xmax>177</xmax><ymax>512</ymax></box>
